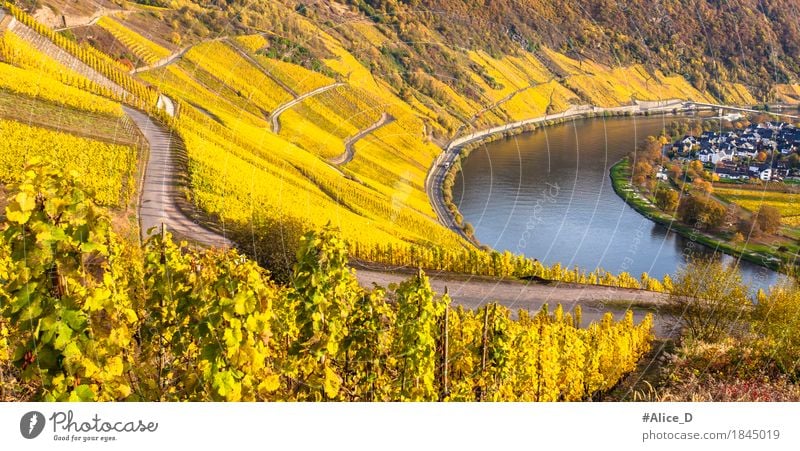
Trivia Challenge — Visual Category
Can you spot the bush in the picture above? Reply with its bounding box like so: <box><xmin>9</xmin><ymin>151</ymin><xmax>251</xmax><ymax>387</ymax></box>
<box><xmin>668</xmin><ymin>258</ymin><xmax>751</xmax><ymax>342</ymax></box>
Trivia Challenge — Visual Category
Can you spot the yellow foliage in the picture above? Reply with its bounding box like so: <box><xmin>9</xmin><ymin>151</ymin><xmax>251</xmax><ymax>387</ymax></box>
<box><xmin>234</xmin><ymin>34</ymin><xmax>268</xmax><ymax>53</ymax></box>
<box><xmin>96</xmin><ymin>16</ymin><xmax>171</xmax><ymax>65</ymax></box>
<box><xmin>717</xmin><ymin>82</ymin><xmax>758</xmax><ymax>105</ymax></box>
<box><xmin>714</xmin><ymin>187</ymin><xmax>799</xmax><ymax>225</ymax></box>
<box><xmin>0</xmin><ymin>30</ymin><xmax>120</xmax><ymax>101</ymax></box>
<box><xmin>0</xmin><ymin>62</ymin><xmax>122</xmax><ymax>116</ymax></box>
<box><xmin>184</xmin><ymin>41</ymin><xmax>293</xmax><ymax>112</ymax></box>
<box><xmin>0</xmin><ymin>119</ymin><xmax>136</xmax><ymax>206</ymax></box>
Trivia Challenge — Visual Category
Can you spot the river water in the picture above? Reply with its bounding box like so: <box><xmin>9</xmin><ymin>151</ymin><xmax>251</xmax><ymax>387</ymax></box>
<box><xmin>453</xmin><ymin>115</ymin><xmax>782</xmax><ymax>291</ymax></box>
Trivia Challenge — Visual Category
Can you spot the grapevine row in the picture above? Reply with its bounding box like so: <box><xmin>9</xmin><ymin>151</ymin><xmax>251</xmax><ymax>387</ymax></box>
<box><xmin>4</xmin><ymin>3</ymin><xmax>157</xmax><ymax>108</ymax></box>
<box><xmin>0</xmin><ymin>169</ymin><xmax>654</xmax><ymax>401</ymax></box>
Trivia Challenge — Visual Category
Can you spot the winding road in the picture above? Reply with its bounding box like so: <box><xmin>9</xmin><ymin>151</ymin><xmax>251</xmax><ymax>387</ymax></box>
<box><xmin>270</xmin><ymin>82</ymin><xmax>343</xmax><ymax>133</ymax></box>
<box><xmin>124</xmin><ymin>106</ymin><xmax>232</xmax><ymax>248</ymax></box>
<box><xmin>425</xmin><ymin>99</ymin><xmax>687</xmax><ymax>240</ymax></box>
<box><xmin>4</xmin><ymin>6</ymin><xmax>684</xmax><ymax>337</ymax></box>
<box><xmin>329</xmin><ymin>112</ymin><xmax>394</xmax><ymax>165</ymax></box>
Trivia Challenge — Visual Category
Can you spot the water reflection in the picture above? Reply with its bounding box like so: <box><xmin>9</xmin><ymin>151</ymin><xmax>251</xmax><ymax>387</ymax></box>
<box><xmin>453</xmin><ymin>115</ymin><xmax>783</xmax><ymax>291</ymax></box>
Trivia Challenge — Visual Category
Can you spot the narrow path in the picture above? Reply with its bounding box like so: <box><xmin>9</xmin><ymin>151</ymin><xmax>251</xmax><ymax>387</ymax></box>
<box><xmin>132</xmin><ymin>46</ymin><xmax>189</xmax><ymax>73</ymax></box>
<box><xmin>355</xmin><ymin>268</ymin><xmax>675</xmax><ymax>337</ymax></box>
<box><xmin>270</xmin><ymin>82</ymin><xmax>344</xmax><ymax>133</ymax></box>
<box><xmin>329</xmin><ymin>112</ymin><xmax>394</xmax><ymax>165</ymax></box>
<box><xmin>224</xmin><ymin>39</ymin><xmax>298</xmax><ymax>97</ymax></box>
<box><xmin>124</xmin><ymin>106</ymin><xmax>232</xmax><ymax>248</ymax></box>
<box><xmin>52</xmin><ymin>8</ymin><xmax>132</xmax><ymax>31</ymax></box>
<box><xmin>131</xmin><ymin>37</ymin><xmax>229</xmax><ymax>74</ymax></box>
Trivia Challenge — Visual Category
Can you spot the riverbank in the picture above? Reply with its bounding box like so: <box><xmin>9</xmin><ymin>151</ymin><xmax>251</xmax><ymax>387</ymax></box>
<box><xmin>609</xmin><ymin>157</ymin><xmax>790</xmax><ymax>273</ymax></box>
<box><xmin>429</xmin><ymin>100</ymin><xmax>689</xmax><ymax>244</ymax></box>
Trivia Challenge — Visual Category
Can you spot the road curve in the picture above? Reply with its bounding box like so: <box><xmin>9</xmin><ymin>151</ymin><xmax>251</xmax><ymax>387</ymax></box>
<box><xmin>425</xmin><ymin>99</ymin><xmax>687</xmax><ymax>241</ymax></box>
<box><xmin>124</xmin><ymin>106</ymin><xmax>232</xmax><ymax>248</ymax></box>
<box><xmin>270</xmin><ymin>82</ymin><xmax>344</xmax><ymax>133</ymax></box>
<box><xmin>329</xmin><ymin>112</ymin><xmax>394</xmax><ymax>165</ymax></box>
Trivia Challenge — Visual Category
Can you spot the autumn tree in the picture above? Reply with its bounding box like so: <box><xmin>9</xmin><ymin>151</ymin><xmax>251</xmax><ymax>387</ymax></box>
<box><xmin>654</xmin><ymin>187</ymin><xmax>679</xmax><ymax>212</ymax></box>
<box><xmin>668</xmin><ymin>258</ymin><xmax>750</xmax><ymax>341</ymax></box>
<box><xmin>754</xmin><ymin>205</ymin><xmax>782</xmax><ymax>234</ymax></box>
<box><xmin>738</xmin><ymin>217</ymin><xmax>761</xmax><ymax>238</ymax></box>
<box><xmin>678</xmin><ymin>195</ymin><xmax>726</xmax><ymax>230</ymax></box>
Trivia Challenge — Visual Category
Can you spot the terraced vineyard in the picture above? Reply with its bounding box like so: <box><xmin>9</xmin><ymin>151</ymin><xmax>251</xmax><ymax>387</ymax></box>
<box><xmin>4</xmin><ymin>0</ymin><xmax>800</xmax><ymax>409</ymax></box>
<box><xmin>183</xmin><ymin>41</ymin><xmax>293</xmax><ymax>114</ymax></box>
<box><xmin>0</xmin><ymin>62</ymin><xmax>122</xmax><ymax>115</ymax></box>
<box><xmin>0</xmin><ymin>119</ymin><xmax>136</xmax><ymax>206</ymax></box>
<box><xmin>0</xmin><ymin>0</ymin><xmax>773</xmax><ymax>281</ymax></box>
<box><xmin>96</xmin><ymin>16</ymin><xmax>171</xmax><ymax>66</ymax></box>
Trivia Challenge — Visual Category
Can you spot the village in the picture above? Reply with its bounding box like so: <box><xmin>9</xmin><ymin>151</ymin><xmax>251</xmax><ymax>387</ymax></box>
<box><xmin>666</xmin><ymin>121</ymin><xmax>800</xmax><ymax>182</ymax></box>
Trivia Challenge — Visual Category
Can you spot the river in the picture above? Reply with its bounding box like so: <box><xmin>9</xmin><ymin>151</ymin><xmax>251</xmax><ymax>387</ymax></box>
<box><xmin>452</xmin><ymin>115</ymin><xmax>782</xmax><ymax>291</ymax></box>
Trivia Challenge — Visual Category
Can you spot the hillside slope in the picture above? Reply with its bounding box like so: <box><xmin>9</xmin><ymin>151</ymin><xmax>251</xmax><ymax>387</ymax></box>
<box><xmin>3</xmin><ymin>0</ymin><xmax>799</xmax><ymax>277</ymax></box>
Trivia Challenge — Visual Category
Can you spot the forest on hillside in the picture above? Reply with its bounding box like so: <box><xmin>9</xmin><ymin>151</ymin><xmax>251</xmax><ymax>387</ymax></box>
<box><xmin>335</xmin><ymin>0</ymin><xmax>800</xmax><ymax>99</ymax></box>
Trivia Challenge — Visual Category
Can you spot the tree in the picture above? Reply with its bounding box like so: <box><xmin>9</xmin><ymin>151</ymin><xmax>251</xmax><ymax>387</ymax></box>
<box><xmin>754</xmin><ymin>284</ymin><xmax>800</xmax><ymax>374</ymax></box>
<box><xmin>654</xmin><ymin>187</ymin><xmax>679</xmax><ymax>212</ymax></box>
<box><xmin>738</xmin><ymin>217</ymin><xmax>761</xmax><ymax>238</ymax></box>
<box><xmin>668</xmin><ymin>258</ymin><xmax>750</xmax><ymax>341</ymax></box>
<box><xmin>679</xmin><ymin>195</ymin><xmax>726</xmax><ymax>230</ymax></box>
<box><xmin>754</xmin><ymin>205</ymin><xmax>782</xmax><ymax>234</ymax></box>
<box><xmin>667</xmin><ymin>163</ymin><xmax>682</xmax><ymax>180</ymax></box>
<box><xmin>691</xmin><ymin>178</ymin><xmax>713</xmax><ymax>194</ymax></box>
<box><xmin>789</xmin><ymin>153</ymin><xmax>800</xmax><ymax>169</ymax></box>
<box><xmin>689</xmin><ymin>160</ymin><xmax>704</xmax><ymax>175</ymax></box>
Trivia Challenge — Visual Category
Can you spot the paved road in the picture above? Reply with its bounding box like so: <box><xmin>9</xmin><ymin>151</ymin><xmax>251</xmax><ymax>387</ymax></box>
<box><xmin>124</xmin><ymin>106</ymin><xmax>232</xmax><ymax>248</ymax></box>
<box><xmin>687</xmin><ymin>101</ymin><xmax>800</xmax><ymax>119</ymax></box>
<box><xmin>270</xmin><ymin>82</ymin><xmax>343</xmax><ymax>133</ymax></box>
<box><xmin>329</xmin><ymin>112</ymin><xmax>394</xmax><ymax>165</ymax></box>
<box><xmin>425</xmin><ymin>99</ymin><xmax>687</xmax><ymax>242</ymax></box>
<box><xmin>355</xmin><ymin>267</ymin><xmax>676</xmax><ymax>337</ymax></box>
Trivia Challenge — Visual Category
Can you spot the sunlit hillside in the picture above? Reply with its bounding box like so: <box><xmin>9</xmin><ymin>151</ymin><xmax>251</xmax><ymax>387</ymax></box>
<box><xmin>1</xmin><ymin>0</ymin><xmax>798</xmax><ymax>277</ymax></box>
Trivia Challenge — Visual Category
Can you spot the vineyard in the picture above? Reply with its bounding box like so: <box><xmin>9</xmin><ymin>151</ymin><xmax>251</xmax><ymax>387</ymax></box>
<box><xmin>0</xmin><ymin>0</ymin><xmax>720</xmax><ymax>284</ymax></box>
<box><xmin>4</xmin><ymin>2</ymin><xmax>158</xmax><ymax>108</ymax></box>
<box><xmin>0</xmin><ymin>90</ymin><xmax>140</xmax><ymax>146</ymax></box>
<box><xmin>0</xmin><ymin>30</ymin><xmax>120</xmax><ymax>102</ymax></box>
<box><xmin>714</xmin><ymin>187</ymin><xmax>800</xmax><ymax>227</ymax></box>
<box><xmin>541</xmin><ymin>48</ymin><xmax>714</xmax><ymax>107</ymax></box>
<box><xmin>0</xmin><ymin>169</ymin><xmax>654</xmax><ymax>401</ymax></box>
<box><xmin>0</xmin><ymin>120</ymin><xmax>136</xmax><ymax>206</ymax></box>
<box><xmin>183</xmin><ymin>41</ymin><xmax>294</xmax><ymax>114</ymax></box>
<box><xmin>355</xmin><ymin>242</ymin><xmax>672</xmax><ymax>292</ymax></box>
<box><xmin>4</xmin><ymin>0</ymin><xmax>800</xmax><ymax>405</ymax></box>
<box><xmin>0</xmin><ymin>63</ymin><xmax>122</xmax><ymax>116</ymax></box>
<box><xmin>96</xmin><ymin>16</ymin><xmax>171</xmax><ymax>66</ymax></box>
